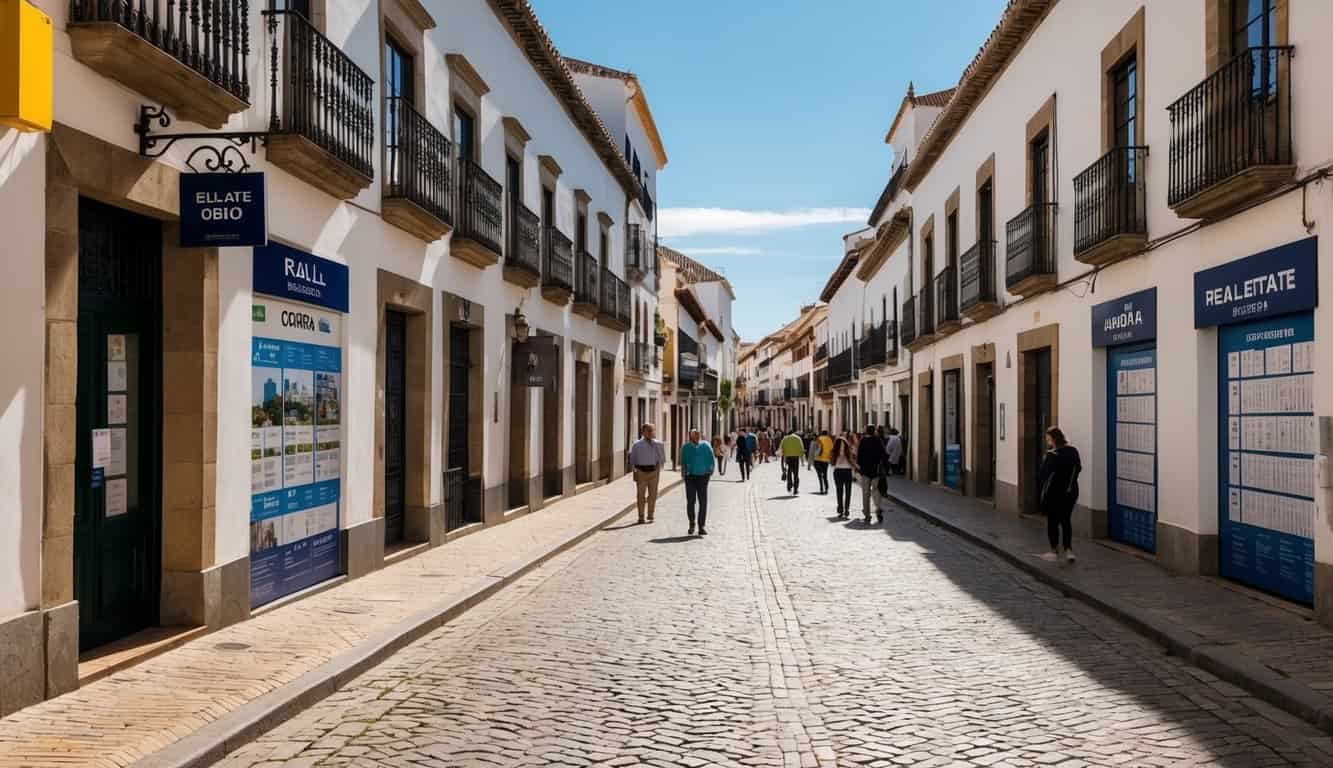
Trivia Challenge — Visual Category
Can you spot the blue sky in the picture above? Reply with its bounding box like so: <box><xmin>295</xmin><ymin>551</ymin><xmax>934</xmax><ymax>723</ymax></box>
<box><xmin>530</xmin><ymin>0</ymin><xmax>1010</xmax><ymax>340</ymax></box>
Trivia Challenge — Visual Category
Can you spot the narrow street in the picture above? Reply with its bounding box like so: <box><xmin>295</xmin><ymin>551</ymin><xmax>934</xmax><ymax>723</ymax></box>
<box><xmin>216</xmin><ymin>462</ymin><xmax>1333</xmax><ymax>768</ymax></box>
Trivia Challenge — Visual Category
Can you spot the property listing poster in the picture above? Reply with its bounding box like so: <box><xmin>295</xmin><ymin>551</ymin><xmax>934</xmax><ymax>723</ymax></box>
<box><xmin>250</xmin><ymin>294</ymin><xmax>343</xmax><ymax>608</ymax></box>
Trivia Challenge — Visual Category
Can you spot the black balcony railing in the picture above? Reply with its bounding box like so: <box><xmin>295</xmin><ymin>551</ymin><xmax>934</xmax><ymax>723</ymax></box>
<box><xmin>460</xmin><ymin>158</ymin><xmax>505</xmax><ymax>255</ymax></box>
<box><xmin>507</xmin><ymin>202</ymin><xmax>541</xmax><ymax>274</ymax></box>
<box><xmin>641</xmin><ymin>187</ymin><xmax>655</xmax><ymax>221</ymax></box>
<box><xmin>960</xmin><ymin>240</ymin><xmax>997</xmax><ymax>311</ymax></box>
<box><xmin>796</xmin><ymin>377</ymin><xmax>811</xmax><ymax>399</ymax></box>
<box><xmin>75</xmin><ymin>0</ymin><xmax>251</xmax><ymax>101</ymax></box>
<box><xmin>266</xmin><ymin>9</ymin><xmax>373</xmax><ymax>177</ymax></box>
<box><xmin>1005</xmin><ymin>202</ymin><xmax>1057</xmax><ymax>290</ymax></box>
<box><xmin>859</xmin><ymin>323</ymin><xmax>887</xmax><ymax>368</ymax></box>
<box><xmin>885</xmin><ymin>320</ymin><xmax>899</xmax><ymax>362</ymax></box>
<box><xmin>542</xmin><ymin>226</ymin><xmax>574</xmax><ymax>291</ymax></box>
<box><xmin>700</xmin><ymin>368</ymin><xmax>720</xmax><ymax>399</ymax></box>
<box><xmin>444</xmin><ymin>467</ymin><xmax>482</xmax><ymax>532</ymax></box>
<box><xmin>599</xmin><ymin>268</ymin><xmax>630</xmax><ymax>326</ymax></box>
<box><xmin>574</xmin><ymin>249</ymin><xmax>598</xmax><ymax>305</ymax></box>
<box><xmin>1167</xmin><ymin>46</ymin><xmax>1294</xmax><ymax>207</ymax></box>
<box><xmin>757</xmin><ymin>390</ymin><xmax>770</xmax><ymax>407</ymax></box>
<box><xmin>625</xmin><ymin>224</ymin><xmax>650</xmax><ymax>278</ymax></box>
<box><xmin>384</xmin><ymin>96</ymin><xmax>452</xmax><ymax>225</ymax></box>
<box><xmin>901</xmin><ymin>295</ymin><xmax>918</xmax><ymax>347</ymax></box>
<box><xmin>917</xmin><ymin>287</ymin><xmax>936</xmax><ymax>336</ymax></box>
<box><xmin>1075</xmin><ymin>146</ymin><xmax>1148</xmax><ymax>254</ymax></box>
<box><xmin>814</xmin><ymin>342</ymin><xmax>827</xmax><ymax>363</ymax></box>
<box><xmin>629</xmin><ymin>341</ymin><xmax>651</xmax><ymax>374</ymax></box>
<box><xmin>936</xmin><ymin>264</ymin><xmax>959</xmax><ymax>327</ymax></box>
<box><xmin>814</xmin><ymin>368</ymin><xmax>829</xmax><ymax>394</ymax></box>
<box><xmin>828</xmin><ymin>348</ymin><xmax>854</xmax><ymax>388</ymax></box>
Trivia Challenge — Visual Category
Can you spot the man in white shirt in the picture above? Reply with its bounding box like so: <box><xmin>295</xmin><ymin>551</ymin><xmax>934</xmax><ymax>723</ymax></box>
<box><xmin>628</xmin><ymin>423</ymin><xmax>667</xmax><ymax>524</ymax></box>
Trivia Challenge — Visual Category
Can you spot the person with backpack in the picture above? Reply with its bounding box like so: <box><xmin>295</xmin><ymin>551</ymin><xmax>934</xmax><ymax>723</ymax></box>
<box><xmin>1038</xmin><ymin>426</ymin><xmax>1082</xmax><ymax>562</ymax></box>
<box><xmin>854</xmin><ymin>424</ymin><xmax>889</xmax><ymax>525</ymax></box>
<box><xmin>734</xmin><ymin>428</ymin><xmax>754</xmax><ymax>481</ymax></box>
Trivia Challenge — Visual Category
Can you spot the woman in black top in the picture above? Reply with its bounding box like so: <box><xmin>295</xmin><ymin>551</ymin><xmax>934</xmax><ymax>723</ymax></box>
<box><xmin>1037</xmin><ymin>426</ymin><xmax>1082</xmax><ymax>563</ymax></box>
<box><xmin>830</xmin><ymin>433</ymin><xmax>856</xmax><ymax>520</ymax></box>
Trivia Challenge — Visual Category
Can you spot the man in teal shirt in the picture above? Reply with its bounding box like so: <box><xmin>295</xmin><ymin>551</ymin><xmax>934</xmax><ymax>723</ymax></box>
<box><xmin>679</xmin><ymin>429</ymin><xmax>715</xmax><ymax>536</ymax></box>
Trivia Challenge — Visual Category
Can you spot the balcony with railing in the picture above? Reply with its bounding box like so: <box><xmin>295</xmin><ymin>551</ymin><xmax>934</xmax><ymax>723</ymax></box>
<box><xmin>814</xmin><ymin>342</ymin><xmax>828</xmax><ymax>363</ymax></box>
<box><xmin>1168</xmin><ymin>46</ymin><xmax>1295</xmax><ymax>220</ymax></box>
<box><xmin>905</xmin><ymin>287</ymin><xmax>935</xmax><ymax>352</ymax></box>
<box><xmin>859</xmin><ymin>322</ymin><xmax>888</xmax><ymax>370</ymax></box>
<box><xmin>901</xmin><ymin>295</ymin><xmax>918</xmax><ymax>348</ymax></box>
<box><xmin>263</xmin><ymin>9</ymin><xmax>374</xmax><ymax>199</ymax></box>
<box><xmin>541</xmin><ymin>226</ymin><xmax>574</xmax><ymax>304</ymax></box>
<box><xmin>827</xmin><ymin>347</ymin><xmax>855</xmax><ymax>388</ymax></box>
<box><xmin>1005</xmin><ymin>202</ymin><xmax>1057</xmax><ymax>297</ymax></box>
<box><xmin>572</xmin><ymin>250</ymin><xmax>599</xmax><ymax>319</ymax></box>
<box><xmin>641</xmin><ymin>187</ymin><xmax>655</xmax><ymax>221</ymax></box>
<box><xmin>1074</xmin><ymin>146</ymin><xmax>1148</xmax><ymax>266</ymax></box>
<box><xmin>698</xmin><ymin>368</ymin><xmax>720</xmax><ymax>399</ymax></box>
<box><xmin>454</xmin><ymin>159</ymin><xmax>505</xmax><ymax>268</ymax></box>
<box><xmin>502</xmin><ymin>202</ymin><xmax>541</xmax><ymax>287</ymax></box>
<box><xmin>383</xmin><ymin>96</ymin><xmax>453</xmax><ymax>241</ymax></box>
<box><xmin>814</xmin><ymin>368</ymin><xmax>830</xmax><ymax>396</ymax></box>
<box><xmin>885</xmin><ymin>320</ymin><xmax>899</xmax><ymax>365</ymax></box>
<box><xmin>70</xmin><ymin>0</ymin><xmax>250</xmax><ymax>128</ymax></box>
<box><xmin>625</xmin><ymin>224</ymin><xmax>651</xmax><ymax>283</ymax></box>
<box><xmin>627</xmin><ymin>341</ymin><xmax>652</xmax><ymax>376</ymax></box>
<box><xmin>597</xmin><ymin>268</ymin><xmax>631</xmax><ymax>331</ymax></box>
<box><xmin>796</xmin><ymin>376</ymin><xmax>811</xmax><ymax>399</ymax></box>
<box><xmin>935</xmin><ymin>264</ymin><xmax>960</xmax><ymax>336</ymax></box>
<box><xmin>757</xmin><ymin>390</ymin><xmax>770</xmax><ymax>407</ymax></box>
<box><xmin>960</xmin><ymin>240</ymin><xmax>1000</xmax><ymax>321</ymax></box>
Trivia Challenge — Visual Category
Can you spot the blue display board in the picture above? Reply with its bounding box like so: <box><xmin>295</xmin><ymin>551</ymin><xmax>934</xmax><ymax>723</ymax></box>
<box><xmin>249</xmin><ymin>247</ymin><xmax>345</xmax><ymax>609</ymax></box>
<box><xmin>1218</xmin><ymin>312</ymin><xmax>1316</xmax><ymax>605</ymax></box>
<box><xmin>943</xmin><ymin>445</ymin><xmax>962</xmax><ymax>490</ymax></box>
<box><xmin>1107</xmin><ymin>343</ymin><xmax>1157</xmax><ymax>552</ymax></box>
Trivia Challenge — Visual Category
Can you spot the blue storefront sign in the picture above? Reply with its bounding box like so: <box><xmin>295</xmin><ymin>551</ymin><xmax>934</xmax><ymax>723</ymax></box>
<box><xmin>180</xmin><ymin>172</ymin><xmax>267</xmax><ymax>248</ymax></box>
<box><xmin>943</xmin><ymin>445</ymin><xmax>962</xmax><ymax>490</ymax></box>
<box><xmin>1194</xmin><ymin>237</ymin><xmax>1318</xmax><ymax>328</ymax></box>
<box><xmin>253</xmin><ymin>241</ymin><xmax>350</xmax><ymax>313</ymax></box>
<box><xmin>1092</xmin><ymin>288</ymin><xmax>1156</xmax><ymax>347</ymax></box>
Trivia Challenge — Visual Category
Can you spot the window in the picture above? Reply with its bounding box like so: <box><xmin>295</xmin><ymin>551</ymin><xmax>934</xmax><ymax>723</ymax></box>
<box><xmin>541</xmin><ymin>187</ymin><xmax>554</xmax><ymax>229</ymax></box>
<box><xmin>599</xmin><ymin>229</ymin><xmax>608</xmax><ymax>270</ymax></box>
<box><xmin>978</xmin><ymin>181</ymin><xmax>994</xmax><ymax>243</ymax></box>
<box><xmin>923</xmin><ymin>233</ymin><xmax>935</xmax><ymax>282</ymax></box>
<box><xmin>505</xmin><ymin>154</ymin><xmax>521</xmax><ymax>232</ymax></box>
<box><xmin>384</xmin><ymin>37</ymin><xmax>413</xmax><ymax>187</ymax></box>
<box><xmin>455</xmin><ymin>108</ymin><xmax>476</xmax><ymax>162</ymax></box>
<box><xmin>576</xmin><ymin>212</ymin><xmax>588</xmax><ymax>255</ymax></box>
<box><xmin>1112</xmin><ymin>55</ymin><xmax>1138</xmax><ymax>184</ymax></box>
<box><xmin>1232</xmin><ymin>0</ymin><xmax>1276</xmax><ymax>53</ymax></box>
<box><xmin>1030</xmin><ymin>134</ymin><xmax>1050</xmax><ymax>204</ymax></box>
<box><xmin>946</xmin><ymin>212</ymin><xmax>959</xmax><ymax>269</ymax></box>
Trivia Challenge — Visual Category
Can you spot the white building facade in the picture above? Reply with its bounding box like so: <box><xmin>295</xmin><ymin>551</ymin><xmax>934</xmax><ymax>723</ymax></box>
<box><xmin>0</xmin><ymin>0</ymin><xmax>657</xmax><ymax>712</ymax></box>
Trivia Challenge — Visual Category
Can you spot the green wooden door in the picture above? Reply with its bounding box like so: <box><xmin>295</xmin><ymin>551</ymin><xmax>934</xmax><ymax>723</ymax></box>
<box><xmin>75</xmin><ymin>197</ymin><xmax>162</xmax><ymax>652</ymax></box>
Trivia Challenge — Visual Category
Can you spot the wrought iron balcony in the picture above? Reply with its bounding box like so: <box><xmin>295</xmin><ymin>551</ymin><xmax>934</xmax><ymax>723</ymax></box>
<box><xmin>641</xmin><ymin>187</ymin><xmax>655</xmax><ymax>221</ymax></box>
<box><xmin>383</xmin><ymin>96</ymin><xmax>452</xmax><ymax>241</ymax></box>
<box><xmin>917</xmin><ymin>286</ymin><xmax>935</xmax><ymax>337</ymax></box>
<box><xmin>885</xmin><ymin>320</ymin><xmax>899</xmax><ymax>364</ymax></box>
<box><xmin>757</xmin><ymin>390</ymin><xmax>770</xmax><ymax>407</ymax></box>
<box><xmin>625</xmin><ymin>224</ymin><xmax>651</xmax><ymax>283</ymax></box>
<box><xmin>70</xmin><ymin>0</ymin><xmax>250</xmax><ymax>128</ymax></box>
<box><xmin>541</xmin><ymin>226</ymin><xmax>574</xmax><ymax>303</ymax></box>
<box><xmin>572</xmin><ymin>249</ymin><xmax>599</xmax><ymax>318</ymax></box>
<box><xmin>936</xmin><ymin>264</ymin><xmax>960</xmax><ymax>334</ymax></box>
<box><xmin>859</xmin><ymin>322</ymin><xmax>888</xmax><ymax>369</ymax></box>
<box><xmin>796</xmin><ymin>376</ymin><xmax>811</xmax><ymax>399</ymax></box>
<box><xmin>264</xmin><ymin>9</ymin><xmax>373</xmax><ymax>199</ymax></box>
<box><xmin>1005</xmin><ymin>202</ymin><xmax>1058</xmax><ymax>297</ymax></box>
<box><xmin>960</xmin><ymin>239</ymin><xmax>1000</xmax><ymax>321</ymax></box>
<box><xmin>814</xmin><ymin>342</ymin><xmax>827</xmax><ymax>363</ymax></box>
<box><xmin>597</xmin><ymin>268</ymin><xmax>631</xmax><ymax>331</ymax></box>
<box><xmin>1168</xmin><ymin>46</ymin><xmax>1295</xmax><ymax>220</ymax></box>
<box><xmin>827</xmin><ymin>347</ymin><xmax>855</xmax><ymax>388</ymax></box>
<box><xmin>628</xmin><ymin>341</ymin><xmax>652</xmax><ymax>375</ymax></box>
<box><xmin>901</xmin><ymin>295</ymin><xmax>918</xmax><ymax>348</ymax></box>
<box><xmin>455</xmin><ymin>158</ymin><xmax>505</xmax><ymax>268</ymax></box>
<box><xmin>814</xmin><ymin>368</ymin><xmax>829</xmax><ymax>395</ymax></box>
<box><xmin>699</xmin><ymin>368</ymin><xmax>720</xmax><ymax>399</ymax></box>
<box><xmin>503</xmin><ymin>202</ymin><xmax>540</xmax><ymax>287</ymax></box>
<box><xmin>1074</xmin><ymin>146</ymin><xmax>1148</xmax><ymax>266</ymax></box>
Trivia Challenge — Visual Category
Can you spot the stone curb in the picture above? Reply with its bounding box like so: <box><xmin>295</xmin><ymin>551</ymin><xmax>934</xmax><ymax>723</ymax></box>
<box><xmin>886</xmin><ymin>489</ymin><xmax>1333</xmax><ymax>737</ymax></box>
<box><xmin>133</xmin><ymin>479</ymin><xmax>683</xmax><ymax>768</ymax></box>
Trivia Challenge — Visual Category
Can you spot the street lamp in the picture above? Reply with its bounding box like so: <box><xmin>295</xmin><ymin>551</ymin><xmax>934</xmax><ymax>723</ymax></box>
<box><xmin>512</xmin><ymin>303</ymin><xmax>530</xmax><ymax>343</ymax></box>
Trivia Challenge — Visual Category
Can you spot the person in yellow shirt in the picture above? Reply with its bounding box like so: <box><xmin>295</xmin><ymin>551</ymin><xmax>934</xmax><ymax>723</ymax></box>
<box><xmin>812</xmin><ymin>429</ymin><xmax>833</xmax><ymax>494</ymax></box>
<box><xmin>779</xmin><ymin>428</ymin><xmax>805</xmax><ymax>494</ymax></box>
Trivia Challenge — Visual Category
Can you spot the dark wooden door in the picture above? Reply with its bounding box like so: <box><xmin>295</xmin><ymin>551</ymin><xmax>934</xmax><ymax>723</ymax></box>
<box><xmin>976</xmin><ymin>363</ymin><xmax>996</xmax><ymax>498</ymax></box>
<box><xmin>1023</xmin><ymin>348</ymin><xmax>1054</xmax><ymax>513</ymax></box>
<box><xmin>446</xmin><ymin>325</ymin><xmax>472</xmax><ymax>530</ymax></box>
<box><xmin>75</xmin><ymin>197</ymin><xmax>162</xmax><ymax>651</ymax></box>
<box><xmin>384</xmin><ymin>311</ymin><xmax>407</xmax><ymax>545</ymax></box>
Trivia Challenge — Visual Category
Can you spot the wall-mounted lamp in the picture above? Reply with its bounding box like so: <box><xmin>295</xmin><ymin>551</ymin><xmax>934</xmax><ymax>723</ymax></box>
<box><xmin>512</xmin><ymin>303</ymin><xmax>530</xmax><ymax>343</ymax></box>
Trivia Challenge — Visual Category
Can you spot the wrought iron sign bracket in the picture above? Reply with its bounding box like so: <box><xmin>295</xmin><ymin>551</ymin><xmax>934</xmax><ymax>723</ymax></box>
<box><xmin>135</xmin><ymin>105</ymin><xmax>269</xmax><ymax>173</ymax></box>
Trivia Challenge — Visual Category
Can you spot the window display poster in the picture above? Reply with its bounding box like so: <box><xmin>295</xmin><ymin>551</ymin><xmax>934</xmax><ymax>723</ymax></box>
<box><xmin>1218</xmin><ymin>312</ymin><xmax>1315</xmax><ymax>605</ymax></box>
<box><xmin>250</xmin><ymin>290</ymin><xmax>343</xmax><ymax>608</ymax></box>
<box><xmin>1107</xmin><ymin>344</ymin><xmax>1157</xmax><ymax>553</ymax></box>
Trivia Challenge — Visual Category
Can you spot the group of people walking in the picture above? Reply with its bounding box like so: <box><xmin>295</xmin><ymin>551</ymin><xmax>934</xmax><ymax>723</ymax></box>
<box><xmin>627</xmin><ymin>420</ymin><xmax>1083</xmax><ymax>564</ymax></box>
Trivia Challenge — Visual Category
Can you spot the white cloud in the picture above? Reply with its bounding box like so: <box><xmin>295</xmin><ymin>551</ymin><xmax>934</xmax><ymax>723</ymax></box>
<box><xmin>658</xmin><ymin>207</ymin><xmax>872</xmax><ymax>238</ymax></box>
<box><xmin>673</xmin><ymin>246</ymin><xmax>764</xmax><ymax>257</ymax></box>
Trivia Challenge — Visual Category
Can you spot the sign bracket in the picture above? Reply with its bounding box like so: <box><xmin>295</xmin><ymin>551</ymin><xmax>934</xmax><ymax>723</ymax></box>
<box><xmin>135</xmin><ymin>104</ymin><xmax>269</xmax><ymax>173</ymax></box>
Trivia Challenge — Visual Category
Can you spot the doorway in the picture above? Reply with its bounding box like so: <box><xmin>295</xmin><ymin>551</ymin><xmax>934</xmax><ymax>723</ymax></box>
<box><xmin>1021</xmin><ymin>347</ymin><xmax>1054</xmax><ymax>515</ymax></box>
<box><xmin>575</xmin><ymin>360</ymin><xmax>591</xmax><ymax>484</ymax></box>
<box><xmin>541</xmin><ymin>336</ymin><xmax>562</xmax><ymax>500</ymax></box>
<box><xmin>384</xmin><ymin>310</ymin><xmax>408</xmax><ymax>545</ymax></box>
<box><xmin>598</xmin><ymin>357</ymin><xmax>614</xmax><ymax>479</ymax></box>
<box><xmin>974</xmin><ymin>362</ymin><xmax>996</xmax><ymax>499</ymax></box>
<box><xmin>75</xmin><ymin>198</ymin><xmax>163</xmax><ymax>652</ymax></box>
<box><xmin>508</xmin><ymin>338</ymin><xmax>530</xmax><ymax>509</ymax></box>
<box><xmin>445</xmin><ymin>324</ymin><xmax>478</xmax><ymax>531</ymax></box>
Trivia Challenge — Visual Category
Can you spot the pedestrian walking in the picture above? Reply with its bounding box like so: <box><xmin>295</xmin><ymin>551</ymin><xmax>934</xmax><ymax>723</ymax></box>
<box><xmin>813</xmin><ymin>429</ymin><xmax>832</xmax><ymax>494</ymax></box>
<box><xmin>885</xmin><ymin>428</ymin><xmax>904</xmax><ymax>476</ymax></box>
<box><xmin>855</xmin><ymin>424</ymin><xmax>889</xmax><ymax>525</ymax></box>
<box><xmin>735</xmin><ymin>428</ymin><xmax>754</xmax><ymax>481</ymax></box>
<box><xmin>679</xmin><ymin>428</ymin><xmax>715</xmax><ymax>536</ymax></box>
<box><xmin>712</xmin><ymin>434</ymin><xmax>727</xmax><ymax>476</ymax></box>
<box><xmin>628</xmin><ymin>423</ymin><xmax>666</xmax><ymax>524</ymax></box>
<box><xmin>780</xmin><ymin>427</ymin><xmax>804</xmax><ymax>494</ymax></box>
<box><xmin>831</xmin><ymin>433</ymin><xmax>855</xmax><ymax>519</ymax></box>
<box><xmin>758</xmin><ymin>430</ymin><xmax>771</xmax><ymax>464</ymax></box>
<box><xmin>1038</xmin><ymin>426</ymin><xmax>1082</xmax><ymax>562</ymax></box>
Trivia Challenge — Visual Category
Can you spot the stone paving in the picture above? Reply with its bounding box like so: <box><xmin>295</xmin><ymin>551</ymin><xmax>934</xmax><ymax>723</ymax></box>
<box><xmin>215</xmin><ymin>462</ymin><xmax>1333</xmax><ymax>767</ymax></box>
<box><xmin>0</xmin><ymin>476</ymin><xmax>655</xmax><ymax>768</ymax></box>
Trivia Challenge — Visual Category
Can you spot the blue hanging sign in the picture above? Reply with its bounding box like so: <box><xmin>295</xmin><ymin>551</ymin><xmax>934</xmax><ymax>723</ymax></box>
<box><xmin>179</xmin><ymin>172</ymin><xmax>267</xmax><ymax>248</ymax></box>
<box><xmin>1092</xmin><ymin>287</ymin><xmax>1156</xmax><ymax>348</ymax></box>
<box><xmin>1194</xmin><ymin>237</ymin><xmax>1318</xmax><ymax>328</ymax></box>
<box><xmin>253</xmin><ymin>241</ymin><xmax>350</xmax><ymax>313</ymax></box>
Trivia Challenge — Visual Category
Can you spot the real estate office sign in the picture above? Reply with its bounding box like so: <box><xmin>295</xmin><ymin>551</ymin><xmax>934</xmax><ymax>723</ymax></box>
<box><xmin>179</xmin><ymin>172</ymin><xmax>268</xmax><ymax>247</ymax></box>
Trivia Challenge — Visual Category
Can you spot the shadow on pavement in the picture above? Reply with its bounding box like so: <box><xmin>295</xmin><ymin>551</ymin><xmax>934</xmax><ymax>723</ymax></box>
<box><xmin>602</xmin><ymin>521</ymin><xmax>646</xmax><ymax>531</ymax></box>
<box><xmin>648</xmin><ymin>536</ymin><xmax>699</xmax><ymax>544</ymax></box>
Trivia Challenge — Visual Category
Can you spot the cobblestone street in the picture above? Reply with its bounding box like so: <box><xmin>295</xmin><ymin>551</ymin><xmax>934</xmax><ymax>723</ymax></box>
<box><xmin>218</xmin><ymin>462</ymin><xmax>1333</xmax><ymax>767</ymax></box>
